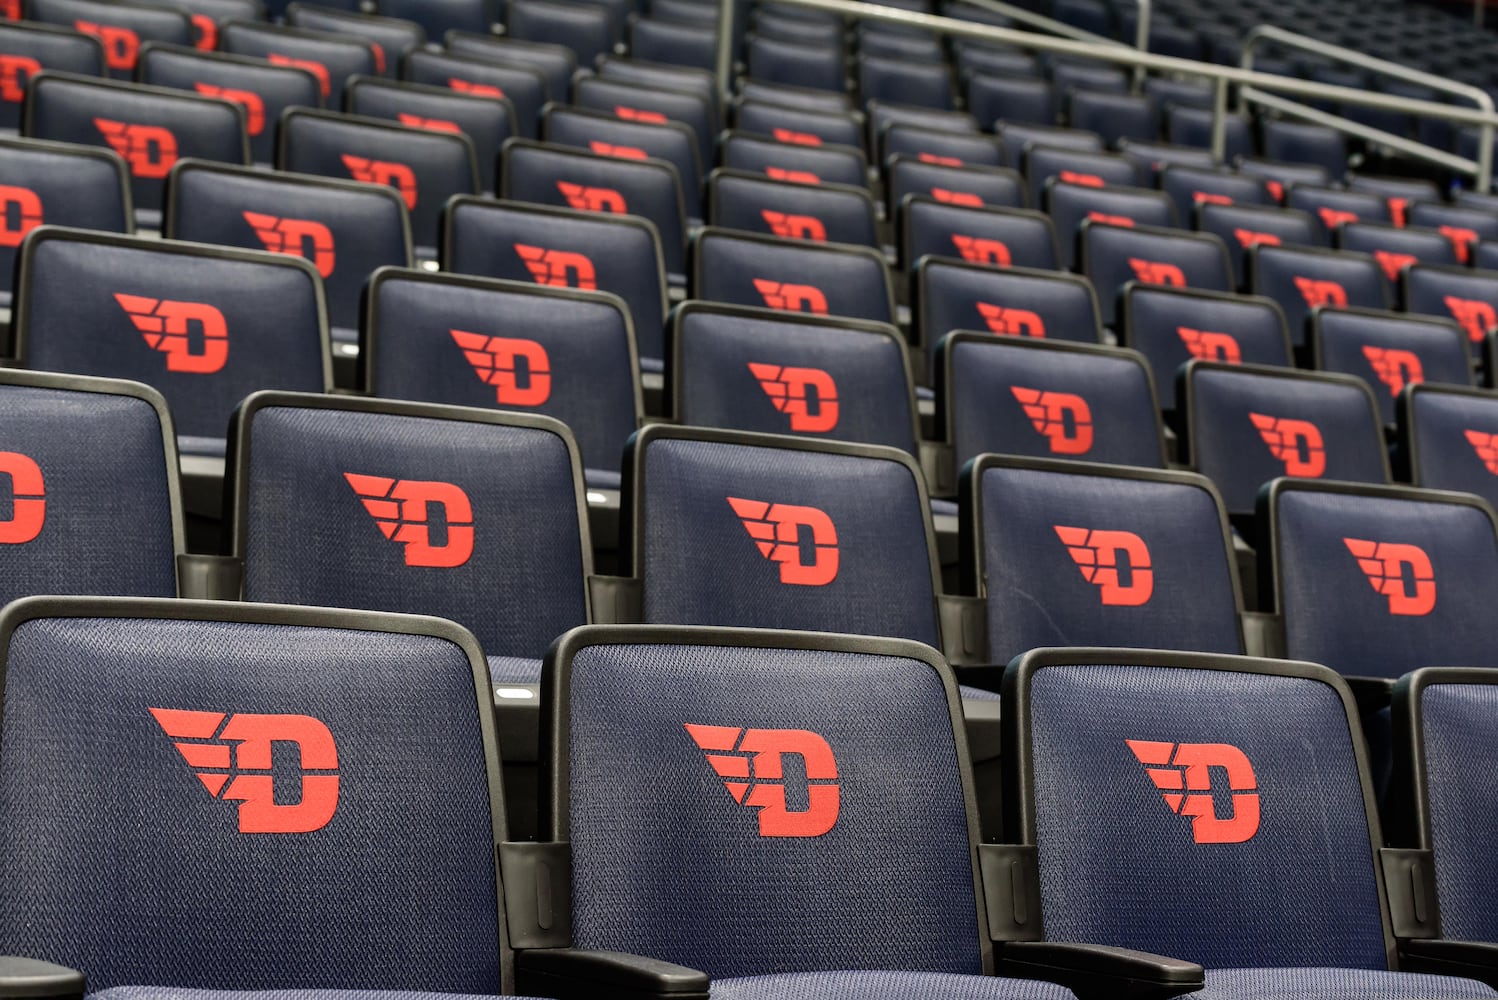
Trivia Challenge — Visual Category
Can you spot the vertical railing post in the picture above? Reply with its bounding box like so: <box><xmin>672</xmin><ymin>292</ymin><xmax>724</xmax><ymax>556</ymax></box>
<box><xmin>716</xmin><ymin>0</ymin><xmax>736</xmax><ymax>109</ymax></box>
<box><xmin>1210</xmin><ymin>74</ymin><xmax>1229</xmax><ymax>163</ymax></box>
<box><xmin>1132</xmin><ymin>0</ymin><xmax>1151</xmax><ymax>92</ymax></box>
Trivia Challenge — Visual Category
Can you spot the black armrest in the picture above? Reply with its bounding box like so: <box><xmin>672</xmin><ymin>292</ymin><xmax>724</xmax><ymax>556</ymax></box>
<box><xmin>516</xmin><ymin>948</ymin><xmax>710</xmax><ymax>1000</ymax></box>
<box><xmin>1400</xmin><ymin>939</ymin><xmax>1498</xmax><ymax>989</ymax></box>
<box><xmin>999</xmin><ymin>940</ymin><xmax>1204</xmax><ymax>1000</ymax></box>
<box><xmin>0</xmin><ymin>957</ymin><xmax>84</xmax><ymax>999</ymax></box>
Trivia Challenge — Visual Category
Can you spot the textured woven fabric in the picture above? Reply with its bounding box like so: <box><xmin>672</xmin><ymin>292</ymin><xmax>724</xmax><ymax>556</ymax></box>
<box><xmin>709</xmin><ymin>970</ymin><xmax>1075</xmax><ymax>999</ymax></box>
<box><xmin>0</xmin><ymin>383</ymin><xmax>176</xmax><ymax>603</ymax></box>
<box><xmin>221</xmin><ymin>23</ymin><xmax>373</xmax><ymax>106</ymax></box>
<box><xmin>888</xmin><ymin>160</ymin><xmax>1025</xmax><ymax>220</ymax></box>
<box><xmin>721</xmin><ymin>133</ymin><xmax>866</xmax><ymax>189</ymax></box>
<box><xmin>1406</xmin><ymin>388</ymin><xmax>1498</xmax><ymax>513</ymax></box>
<box><xmin>93</xmin><ymin>990</ymin><xmax>524</xmax><ymax>1000</ymax></box>
<box><xmin>1275</xmin><ymin>488</ymin><xmax>1498</xmax><ymax>679</ymax></box>
<box><xmin>949</xmin><ymin>339</ymin><xmax>1162</xmax><ymax>471</ymax></box>
<box><xmin>677</xmin><ymin>309</ymin><xmax>916</xmax><ymax>455</ymax></box>
<box><xmin>712</xmin><ymin>173</ymin><xmax>877</xmax><ymax>248</ymax></box>
<box><xmin>0</xmin><ymin>141</ymin><xmax>127</xmax><ymax>297</ymax></box>
<box><xmin>0</xmin><ymin>616</ymin><xmax>500</xmax><ymax>991</ymax></box>
<box><xmin>1027</xmin><ymin>662</ymin><xmax>1386</xmax><ymax>970</ymax></box>
<box><xmin>487</xmin><ymin>655</ymin><xmax>542</xmax><ymax>685</ymax></box>
<box><xmin>243</xmin><ymin>404</ymin><xmax>587</xmax><ymax>660</ymax></box>
<box><xmin>22</xmin><ymin>237</ymin><xmax>325</xmax><ymax>443</ymax></box>
<box><xmin>405</xmin><ymin>50</ymin><xmax>543</xmax><ymax>148</ymax></box>
<box><xmin>1025</xmin><ymin>147</ymin><xmax>1137</xmax><ymax>206</ymax></box>
<box><xmin>0</xmin><ymin>23</ymin><xmax>101</xmax><ymax>129</ymax></box>
<box><xmin>568</xmin><ymin>642</ymin><xmax>981</xmax><ymax>977</ymax></box>
<box><xmin>1081</xmin><ymin>224</ymin><xmax>1229</xmax><ymax>328</ymax></box>
<box><xmin>1252</xmin><ymin>246</ymin><xmax>1386</xmax><ymax>350</ymax></box>
<box><xmin>1418</xmin><ymin>683</ymin><xmax>1498</xmax><ymax>941</ymax></box>
<box><xmin>979</xmin><ymin>465</ymin><xmax>1241</xmax><ymax>662</ymax></box>
<box><xmin>639</xmin><ymin>437</ymin><xmax>940</xmax><ymax>645</ymax></box>
<box><xmin>546</xmin><ymin>106</ymin><xmax>701</xmax><ymax>217</ymax></box>
<box><xmin>904</xmin><ymin>198</ymin><xmax>1056</xmax><ymax>272</ymax></box>
<box><xmin>368</xmin><ymin>269</ymin><xmax>638</xmax><ymax>472</ymax></box>
<box><xmin>1316</xmin><ymin>311</ymin><xmax>1471</xmax><ymax>425</ymax></box>
<box><xmin>886</xmin><ymin>127</ymin><xmax>1003</xmax><ymax>169</ymax></box>
<box><xmin>694</xmin><ymin>233</ymin><xmax>892</xmax><ymax>325</ymax></box>
<box><xmin>1406</xmin><ymin>268</ymin><xmax>1498</xmax><ymax>364</ymax></box>
<box><xmin>574</xmin><ymin>76</ymin><xmax>712</xmax><ymax>169</ymax></box>
<box><xmin>1198</xmin><ymin>967</ymin><xmax>1496</xmax><ymax>998</ymax></box>
<box><xmin>1196</xmin><ymin>203</ymin><xmax>1316</xmax><ymax>293</ymax></box>
<box><xmin>349</xmin><ymin>81</ymin><xmax>511</xmax><ymax>194</ymax></box>
<box><xmin>920</xmin><ymin>262</ymin><xmax>1099</xmax><ymax>375</ymax></box>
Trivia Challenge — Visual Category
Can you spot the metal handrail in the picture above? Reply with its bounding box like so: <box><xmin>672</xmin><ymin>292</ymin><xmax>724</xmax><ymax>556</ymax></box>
<box><xmin>713</xmin><ymin>0</ymin><xmax>1498</xmax><ymax>187</ymax></box>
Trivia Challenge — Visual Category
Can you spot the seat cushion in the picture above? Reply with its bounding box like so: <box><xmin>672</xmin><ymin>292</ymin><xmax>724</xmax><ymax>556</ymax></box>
<box><xmin>1200</xmin><ymin>968</ymin><xmax>1498</xmax><ymax>999</ymax></box>
<box><xmin>710</xmin><ymin>970</ymin><xmax>1076</xmax><ymax>999</ymax></box>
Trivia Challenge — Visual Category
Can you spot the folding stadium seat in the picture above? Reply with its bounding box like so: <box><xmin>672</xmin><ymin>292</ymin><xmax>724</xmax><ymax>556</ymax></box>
<box><xmin>594</xmin><ymin>55</ymin><xmax>718</xmax><ymax>114</ymax></box>
<box><xmin>165</xmin><ymin>160</ymin><xmax>411</xmax><ymax>361</ymax></box>
<box><xmin>136</xmin><ymin>44</ymin><xmax>321</xmax><ymax>167</ymax></box>
<box><xmin>219</xmin><ymin>20</ymin><xmax>378</xmax><ymax>108</ymax></box>
<box><xmin>0</xmin><ymin>597</ymin><xmax>536</xmax><ymax>996</ymax></box>
<box><xmin>859</xmin><ymin>24</ymin><xmax>942</xmax><ymax>60</ymax></box>
<box><xmin>1002</xmin><ymin>645</ymin><xmax>1498</xmax><ymax>1000</ymax></box>
<box><xmin>286</xmin><ymin>3</ymin><xmax>425</xmax><ymax>78</ymax></box>
<box><xmin>166</xmin><ymin>0</ymin><xmax>263</xmax><ymax>52</ymax></box>
<box><xmin>1119</xmin><ymin>285</ymin><xmax>1293</xmax><ymax>411</ymax></box>
<box><xmin>443</xmin><ymin>29</ymin><xmax>576</xmax><ymax>103</ymax></box>
<box><xmin>1113</xmin><ymin>139</ymin><xmax>1218</xmax><ymax>181</ymax></box>
<box><xmin>858</xmin><ymin>53</ymin><xmax>954</xmax><ymax>110</ymax></box>
<box><xmin>1143</xmin><ymin>75</ymin><xmax>1214</xmax><ymax>111</ymax></box>
<box><xmin>1178</xmin><ymin>362</ymin><xmax>1388</xmax><ymax>524</ymax></box>
<box><xmin>379</xmin><ymin>0</ymin><xmax>495</xmax><ymax>37</ymax></box>
<box><xmin>27</xmin><ymin>0</ymin><xmax>191</xmax><ymax>79</ymax></box>
<box><xmin>24</xmin><ymin>72</ymin><xmax>247</xmax><ymax>229</ymax></box>
<box><xmin>1066</xmin><ymin>90</ymin><xmax>1158</xmax><ymax>147</ymax></box>
<box><xmin>886</xmin><ymin>155</ymin><xmax>1027</xmax><ymax>216</ymax></box>
<box><xmin>1346</xmin><ymin>173</ymin><xmax>1441</xmax><ymax>226</ymax></box>
<box><xmin>1078</xmin><ymin>221</ymin><xmax>1231</xmax><ymax>328</ymax></box>
<box><xmin>737</xmin><ymin>78</ymin><xmax>852</xmax><ymax>113</ymax></box>
<box><xmin>1398</xmin><ymin>383</ymin><xmax>1498</xmax><ymax>516</ymax></box>
<box><xmin>898</xmin><ymin>196</ymin><xmax>1060</xmax><ymax>274</ymax></box>
<box><xmin>228</xmin><ymin>392</ymin><xmax>592</xmax><ymax>688</ymax></box>
<box><xmin>1235</xmin><ymin>156</ymin><xmax>1331</xmax><ymax>202</ymax></box>
<box><xmin>668</xmin><ymin>301</ymin><xmax>918</xmax><ymax>457</ymax></box>
<box><xmin>1022</xmin><ymin>145</ymin><xmax>1139</xmax><ymax>207</ymax></box>
<box><xmin>0</xmin><ymin>136</ymin><xmax>128</xmax><ymax>314</ymax></box>
<box><xmin>627</xmin><ymin>16</ymin><xmax>715</xmax><ymax>70</ymax></box>
<box><xmin>0</xmin><ymin>369</ymin><xmax>182</xmax><ymax>604</ymax></box>
<box><xmin>865</xmin><ymin>102</ymin><xmax>976</xmax><ymax>146</ymax></box>
<box><xmin>932</xmin><ymin>335</ymin><xmax>1165</xmax><ymax>495</ymax></box>
<box><xmin>1249</xmin><ymin>244</ymin><xmax>1388</xmax><ymax>352</ymax></box>
<box><xmin>1050</xmin><ymin>58</ymin><xmax>1128</xmax><ymax>95</ymax></box>
<box><xmin>1338</xmin><ymin>222</ymin><xmax>1461</xmax><ymax>291</ymax></box>
<box><xmin>543</xmin><ymin>103</ymin><xmax>701</xmax><ymax>218</ymax></box>
<box><xmin>1406</xmin><ymin>202</ymin><xmax>1498</xmax><ymax>266</ymax></box>
<box><xmin>0</xmin><ymin>21</ymin><xmax>103</xmax><ymax>131</ymax></box>
<box><xmin>720</xmin><ymin>129</ymin><xmax>867</xmax><ymax>188</ymax></box>
<box><xmin>881</xmin><ymin>123</ymin><xmax>1004</xmax><ymax>168</ymax></box>
<box><xmin>1261</xmin><ymin>118</ymin><xmax>1349</xmax><ymax>178</ymax></box>
<box><xmin>1165</xmin><ymin>106</ymin><xmax>1253</xmax><ymax>160</ymax></box>
<box><xmin>1259</xmin><ymin>478</ymin><xmax>1498</xmax><ymax>682</ymax></box>
<box><xmin>651</xmin><ymin>0</ymin><xmax>717</xmax><ymax>26</ymax></box>
<box><xmin>736</xmin><ymin>98</ymin><xmax>864</xmax><ymax>154</ymax></box>
<box><xmin>403</xmin><ymin>48</ymin><xmax>545</xmax><ymax>138</ymax></box>
<box><xmin>1047</xmin><ymin>183</ymin><xmax>1179</xmax><ymax>268</ymax></box>
<box><xmin>1313</xmin><ymin>308</ymin><xmax>1471</xmax><ymax>425</ymax></box>
<box><xmin>346</xmin><ymin>77</ymin><xmax>514</xmax><ymax>195</ymax></box>
<box><xmin>753</xmin><ymin>4</ymin><xmax>841</xmax><ymax>44</ymax></box>
<box><xmin>957</xmin><ymin>457</ymin><xmax>1246</xmax><ymax>664</ymax></box>
<box><xmin>1198</xmin><ymin>202</ymin><xmax>1323</xmax><ymax>289</ymax></box>
<box><xmin>12</xmin><ymin>228</ymin><xmax>329</xmax><ymax>456</ymax></box>
<box><xmin>708</xmin><ymin>169</ymin><xmax>877</xmax><ymax>248</ymax></box>
<box><xmin>507</xmin><ymin>0</ymin><xmax>614</xmax><ymax>72</ymax></box>
<box><xmin>997</xmin><ymin>123</ymin><xmax>1106</xmax><ymax>167</ymax></box>
<box><xmin>278</xmin><ymin>108</ymin><xmax>478</xmax><ymax>257</ymax></box>
<box><xmin>1402</xmin><ymin>263</ymin><xmax>1498</xmax><ymax>360</ymax></box>
<box><xmin>1286</xmin><ymin>184</ymin><xmax>1393</xmax><ymax>236</ymax></box>
<box><xmin>955</xmin><ymin>42</ymin><xmax>1039</xmax><ymax>79</ymax></box>
<box><xmin>1159</xmin><ymin>164</ymin><xmax>1274</xmax><ymax>224</ymax></box>
<box><xmin>966</xmin><ymin>74</ymin><xmax>1055</xmax><ymax>132</ymax></box>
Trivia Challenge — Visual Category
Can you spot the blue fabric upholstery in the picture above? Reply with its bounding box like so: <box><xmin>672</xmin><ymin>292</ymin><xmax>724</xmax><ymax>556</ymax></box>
<box><xmin>1026</xmin><ymin>662</ymin><xmax>1384</xmax><ymax>968</ymax></box>
<box><xmin>1159</xmin><ymin>166</ymin><xmax>1274</xmax><ymax>227</ymax></box>
<box><xmin>1186</xmin><ymin>366</ymin><xmax>1386</xmax><ymax>517</ymax></box>
<box><xmin>348</xmin><ymin>78</ymin><xmax>514</xmax><ymax>194</ymax></box>
<box><xmin>746</xmin><ymin>33</ymin><xmax>845</xmax><ymax>92</ymax></box>
<box><xmin>710</xmin><ymin>971</ymin><xmax>1073</xmax><ymax>999</ymax></box>
<box><xmin>1048</xmin><ymin>185</ymin><xmax>1178</xmax><ymax>267</ymax></box>
<box><xmin>0</xmin><ymin>614</ymin><xmax>500</xmax><ymax>990</ymax></box>
<box><xmin>1403</xmin><ymin>386</ymin><xmax>1498</xmax><ymax>512</ymax></box>
<box><xmin>1067</xmin><ymin>90</ymin><xmax>1158</xmax><ymax>146</ymax></box>
<box><xmin>220</xmin><ymin>21</ymin><xmax>375</xmax><ymax>106</ymax></box>
<box><xmin>630</xmin><ymin>18</ymin><xmax>718</xmax><ymax>72</ymax></box>
<box><xmin>1403</xmin><ymin>265</ymin><xmax>1498</xmax><ymax>360</ymax></box>
<box><xmin>574</xmin><ymin>77</ymin><xmax>715</xmax><ymax>166</ymax></box>
<box><xmin>444</xmin><ymin>31</ymin><xmax>575</xmax><ymax>104</ymax></box>
<box><xmin>1339</xmin><ymin>223</ymin><xmax>1459</xmax><ymax>302</ymax></box>
<box><xmin>1024</xmin><ymin>146</ymin><xmax>1140</xmax><ymax>207</ymax></box>
<box><xmin>1122</xmin><ymin>286</ymin><xmax>1291</xmax><ymax>410</ymax></box>
<box><xmin>545</xmin><ymin>106</ymin><xmax>701</xmax><ymax>215</ymax></box>
<box><xmin>692</xmin><ymin>229</ymin><xmax>893</xmax><ymax>325</ymax></box>
<box><xmin>636</xmin><ymin>436</ymin><xmax>940</xmax><ymax>645</ymax></box>
<box><xmin>736</xmin><ymin>100</ymin><xmax>863</xmax><ymax>152</ymax></box>
<box><xmin>94</xmin><ymin>990</ymin><xmax>515</xmax><ymax>1000</ymax></box>
<box><xmin>721</xmin><ymin>132</ymin><xmax>866</xmax><ymax>188</ymax></box>
<box><xmin>381</xmin><ymin>0</ymin><xmax>493</xmax><ymax>39</ymax></box>
<box><xmin>968</xmin><ymin>75</ymin><xmax>1055</xmax><ymax>131</ymax></box>
<box><xmin>675</xmin><ymin>306</ymin><xmax>917</xmax><ymax>454</ymax></box>
<box><xmin>1080</xmin><ymin>223</ymin><xmax>1230</xmax><ymax>328</ymax></box>
<box><xmin>1286</xmin><ymin>185</ymin><xmax>1391</xmax><ymax>233</ymax></box>
<box><xmin>884</xmin><ymin>125</ymin><xmax>1003</xmax><ymax>168</ymax></box>
<box><xmin>443</xmin><ymin>198</ymin><xmax>665</xmax><ymax>363</ymax></box>
<box><xmin>286</xmin><ymin>6</ymin><xmax>422</xmax><ymax>78</ymax></box>
<box><xmin>902</xmin><ymin>198</ymin><xmax>1058</xmax><ymax>272</ymax></box>
<box><xmin>1314</xmin><ymin>310</ymin><xmax>1471</xmax><ymax>425</ymax></box>
<box><xmin>566</xmin><ymin>642</ymin><xmax>979</xmax><ymax>975</ymax></box>
<box><xmin>241</xmin><ymin>402</ymin><xmax>588</xmax><ymax>660</ymax></box>
<box><xmin>918</xmin><ymin>260</ymin><xmax>1101</xmax><ymax>372</ymax></box>
<box><xmin>1250</xmin><ymin>245</ymin><xmax>1388</xmax><ymax>349</ymax></box>
<box><xmin>407</xmin><ymin>51</ymin><xmax>545</xmax><ymax>139</ymax></box>
<box><xmin>1166</xmin><ymin>108</ymin><xmax>1252</xmax><ymax>160</ymax></box>
<box><xmin>509</xmin><ymin>0</ymin><xmax>613</xmax><ymax>70</ymax></box>
<box><xmin>711</xmin><ymin>171</ymin><xmax>878</xmax><ymax>248</ymax></box>
<box><xmin>168</xmin><ymin>164</ymin><xmax>409</xmax><ymax>341</ymax></box>
<box><xmin>1197</xmin><ymin>203</ymin><xmax>1323</xmax><ymax>289</ymax></box>
<box><xmin>278</xmin><ymin>109</ymin><xmax>476</xmax><ymax>253</ymax></box>
<box><xmin>859</xmin><ymin>54</ymin><xmax>954</xmax><ymax>110</ymax></box>
<box><xmin>1236</xmin><ymin>158</ymin><xmax>1331</xmax><ymax>199</ymax></box>
<box><xmin>1407</xmin><ymin>204</ymin><xmax>1498</xmax><ymax>265</ymax></box>
<box><xmin>978</xmin><ymin>464</ymin><xmax>1241</xmax><ymax>661</ymax></box>
<box><xmin>19</xmin><ymin>233</ymin><xmax>325</xmax><ymax>447</ymax></box>
<box><xmin>1262</xmin><ymin>120</ymin><xmax>1348</xmax><ymax>177</ymax></box>
<box><xmin>1198</xmin><ymin>968</ymin><xmax>1495</xmax><ymax>999</ymax></box>
<box><xmin>595</xmin><ymin>57</ymin><xmax>716</xmax><ymax>109</ymax></box>
<box><xmin>27</xmin><ymin>0</ymin><xmax>190</xmax><ymax>79</ymax></box>
<box><xmin>887</xmin><ymin>158</ymin><xmax>1027</xmax><ymax>214</ymax></box>
<box><xmin>1272</xmin><ymin>485</ymin><xmax>1498</xmax><ymax>679</ymax></box>
<box><xmin>0</xmin><ymin>22</ymin><xmax>102</xmax><ymax>130</ymax></box>
<box><xmin>946</xmin><ymin>338</ymin><xmax>1162</xmax><ymax>469</ymax></box>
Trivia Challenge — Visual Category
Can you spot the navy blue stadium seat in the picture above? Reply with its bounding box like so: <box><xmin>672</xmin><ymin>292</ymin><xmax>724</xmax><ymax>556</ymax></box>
<box><xmin>0</xmin><ymin>136</ymin><xmax>129</xmax><ymax>313</ymax></box>
<box><xmin>509</xmin><ymin>0</ymin><xmax>615</xmax><ymax>65</ymax></box>
<box><xmin>708</xmin><ymin>169</ymin><xmax>877</xmax><ymax>247</ymax></box>
<box><xmin>746</xmin><ymin>32</ymin><xmax>844</xmax><ymax>92</ymax></box>
<box><xmin>1262</xmin><ymin>118</ymin><xmax>1349</xmax><ymax>178</ymax></box>
<box><xmin>1179</xmin><ymin>362</ymin><xmax>1388</xmax><ymax>520</ymax></box>
<box><xmin>1049</xmin><ymin>58</ymin><xmax>1127</xmax><ymax>94</ymax></box>
<box><xmin>1196</xmin><ymin>202</ymin><xmax>1323</xmax><ymax>289</ymax></box>
<box><xmin>737</xmin><ymin>78</ymin><xmax>853</xmax><ymax>113</ymax></box>
<box><xmin>380</xmin><ymin>0</ymin><xmax>495</xmax><ymax>37</ymax></box>
<box><xmin>27</xmin><ymin>0</ymin><xmax>190</xmax><ymax>78</ymax></box>
<box><xmin>277</xmin><ymin>107</ymin><xmax>478</xmax><ymax>256</ymax></box>
<box><xmin>1165</xmin><ymin>106</ymin><xmax>1252</xmax><ymax>160</ymax></box>
<box><xmin>523</xmin><ymin>627</ymin><xmax>1082</xmax><ymax>1000</ymax></box>
<box><xmin>1403</xmin><ymin>263</ymin><xmax>1498</xmax><ymax>361</ymax></box>
<box><xmin>629</xmin><ymin>17</ymin><xmax>718</xmax><ymax>71</ymax></box>
<box><xmin>594</xmin><ymin>56</ymin><xmax>718</xmax><ymax>114</ymax></box>
<box><xmin>1113</xmin><ymin>138</ymin><xmax>1217</xmax><ymax>180</ymax></box>
<box><xmin>12</xmin><ymin>228</ymin><xmax>329</xmax><ymax>456</ymax></box>
<box><xmin>442</xmin><ymin>30</ymin><xmax>575</xmax><ymax>103</ymax></box>
<box><xmin>1248</xmin><ymin>243</ymin><xmax>1388</xmax><ymax>350</ymax></box>
<box><xmin>996</xmin><ymin>122</ymin><xmax>1104</xmax><ymax>165</ymax></box>
<box><xmin>866</xmin><ymin>103</ymin><xmax>976</xmax><ymax>147</ymax></box>
<box><xmin>886</xmin><ymin>155</ymin><xmax>1027</xmax><ymax>216</ymax></box>
<box><xmin>346</xmin><ymin>76</ymin><xmax>514</xmax><ymax>194</ymax></box>
<box><xmin>690</xmin><ymin>227</ymin><xmax>893</xmax><ymax>325</ymax></box>
<box><xmin>1067</xmin><ymin>89</ymin><xmax>1158</xmax><ymax>146</ymax></box>
<box><xmin>936</xmin><ymin>335</ymin><xmax>1164</xmax><ymax>477</ymax></box>
<box><xmin>1047</xmin><ymin>183</ymin><xmax>1178</xmax><ymax>266</ymax></box>
<box><xmin>286</xmin><ymin>3</ymin><xmax>424</xmax><ymax>78</ymax></box>
<box><xmin>443</xmin><ymin>197</ymin><xmax>666</xmax><ymax>368</ymax></box>
<box><xmin>0</xmin><ymin>596</ymin><xmax>530</xmax><ymax>994</ymax></box>
<box><xmin>899</xmin><ymin>195</ymin><xmax>1060</xmax><ymax>273</ymax></box>
<box><xmin>500</xmin><ymin>138</ymin><xmax>687</xmax><ymax>278</ymax></box>
<box><xmin>859</xmin><ymin>53</ymin><xmax>954</xmax><ymax>110</ymax></box>
<box><xmin>670</xmin><ymin>302</ymin><xmax>917</xmax><ymax>456</ymax></box>
<box><xmin>220</xmin><ymin>19</ymin><xmax>378</xmax><ymax>107</ymax></box>
<box><xmin>1022</xmin><ymin>145</ymin><xmax>1139</xmax><ymax>206</ymax></box>
<box><xmin>1406</xmin><ymin>201</ymin><xmax>1498</xmax><ymax>266</ymax></box>
<box><xmin>1338</xmin><ymin>222</ymin><xmax>1460</xmax><ymax>291</ymax></box>
<box><xmin>1398</xmin><ymin>384</ymin><xmax>1498</xmax><ymax>515</ymax></box>
<box><xmin>1346</xmin><ymin>174</ymin><xmax>1440</xmax><ymax>225</ymax></box>
<box><xmin>543</xmin><ymin>104</ymin><xmax>702</xmax><ymax>217</ymax></box>
<box><xmin>961</xmin><ymin>457</ymin><xmax>1244</xmax><ymax>663</ymax></box>
<box><xmin>720</xmin><ymin>129</ymin><xmax>867</xmax><ymax>188</ymax></box>
<box><xmin>1078</xmin><ymin>221</ymin><xmax>1231</xmax><ymax>327</ymax></box>
<box><xmin>1286</xmin><ymin>183</ymin><xmax>1392</xmax><ymax>235</ymax></box>
<box><xmin>1260</xmin><ymin>479</ymin><xmax>1498</xmax><ymax>681</ymax></box>
<box><xmin>230</xmin><ymin>392</ymin><xmax>591</xmax><ymax>685</ymax></box>
<box><xmin>1312</xmin><ymin>308</ymin><xmax>1471</xmax><ymax>425</ymax></box>
<box><xmin>402</xmin><ymin>48</ymin><xmax>544</xmax><ymax>138</ymax></box>
<box><xmin>165</xmin><ymin>160</ymin><xmax>411</xmax><ymax>350</ymax></box>
<box><xmin>881</xmin><ymin>123</ymin><xmax>1004</xmax><ymax>168</ymax></box>
<box><xmin>1119</xmin><ymin>285</ymin><xmax>1292</xmax><ymax>411</ymax></box>
<box><xmin>956</xmin><ymin>43</ymin><xmax>1039</xmax><ymax>79</ymax></box>
<box><xmin>1143</xmin><ymin>76</ymin><xmax>1213</xmax><ymax>110</ymax></box>
<box><xmin>363</xmin><ymin>266</ymin><xmax>640</xmax><ymax>485</ymax></box>
<box><xmin>156</xmin><ymin>0</ymin><xmax>263</xmax><ymax>53</ymax></box>
<box><xmin>736</xmin><ymin>98</ymin><xmax>865</xmax><ymax>153</ymax></box>
<box><xmin>137</xmin><ymin>44</ymin><xmax>322</xmax><ymax>166</ymax></box>
<box><xmin>966</xmin><ymin>73</ymin><xmax>1056</xmax><ymax>131</ymax></box>
<box><xmin>0</xmin><ymin>21</ymin><xmax>103</xmax><ymax>131</ymax></box>
<box><xmin>0</xmin><ymin>370</ymin><xmax>181</xmax><ymax>604</ymax></box>
<box><xmin>1159</xmin><ymin>164</ymin><xmax>1274</xmax><ymax>224</ymax></box>
<box><xmin>24</xmin><ymin>72</ymin><xmax>247</xmax><ymax>226</ymax></box>
<box><xmin>1004</xmin><ymin>645</ymin><xmax>1498</xmax><ymax>998</ymax></box>
<box><xmin>651</xmin><ymin>0</ymin><xmax>717</xmax><ymax>25</ymax></box>
<box><xmin>1235</xmin><ymin>156</ymin><xmax>1330</xmax><ymax>202</ymax></box>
